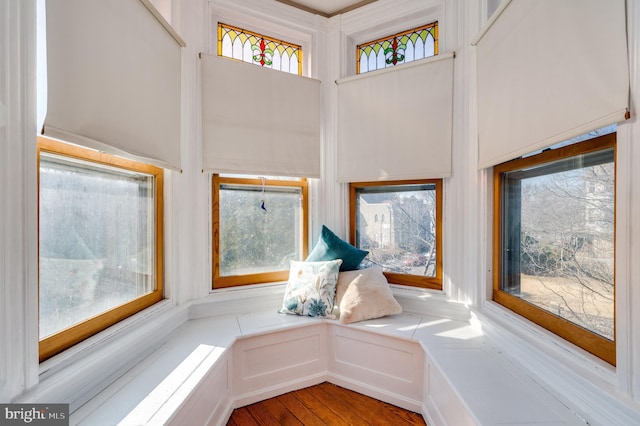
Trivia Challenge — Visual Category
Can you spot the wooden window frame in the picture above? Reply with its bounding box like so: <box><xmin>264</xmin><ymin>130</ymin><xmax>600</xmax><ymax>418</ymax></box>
<box><xmin>37</xmin><ymin>137</ymin><xmax>164</xmax><ymax>362</ymax></box>
<box><xmin>212</xmin><ymin>174</ymin><xmax>308</xmax><ymax>289</ymax></box>
<box><xmin>492</xmin><ymin>133</ymin><xmax>616</xmax><ymax>365</ymax></box>
<box><xmin>349</xmin><ymin>179</ymin><xmax>443</xmax><ymax>290</ymax></box>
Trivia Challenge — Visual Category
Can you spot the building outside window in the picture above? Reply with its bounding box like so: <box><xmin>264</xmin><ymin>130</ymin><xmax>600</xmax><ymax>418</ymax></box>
<box><xmin>493</xmin><ymin>132</ymin><xmax>615</xmax><ymax>365</ymax></box>
<box><xmin>212</xmin><ymin>174</ymin><xmax>308</xmax><ymax>288</ymax></box>
<box><xmin>38</xmin><ymin>137</ymin><xmax>164</xmax><ymax>362</ymax></box>
<box><xmin>350</xmin><ymin>180</ymin><xmax>442</xmax><ymax>289</ymax></box>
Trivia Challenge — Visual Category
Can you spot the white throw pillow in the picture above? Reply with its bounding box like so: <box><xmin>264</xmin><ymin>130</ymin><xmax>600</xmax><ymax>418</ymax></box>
<box><xmin>279</xmin><ymin>259</ymin><xmax>342</xmax><ymax>318</ymax></box>
<box><xmin>336</xmin><ymin>266</ymin><xmax>402</xmax><ymax>324</ymax></box>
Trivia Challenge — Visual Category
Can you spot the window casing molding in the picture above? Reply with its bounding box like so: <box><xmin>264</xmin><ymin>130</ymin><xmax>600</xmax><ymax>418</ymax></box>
<box><xmin>341</xmin><ymin>1</ymin><xmax>443</xmax><ymax>77</ymax></box>
<box><xmin>492</xmin><ymin>133</ymin><xmax>616</xmax><ymax>365</ymax></box>
<box><xmin>37</xmin><ymin>137</ymin><xmax>164</xmax><ymax>362</ymax></box>
<box><xmin>349</xmin><ymin>179</ymin><xmax>443</xmax><ymax>290</ymax></box>
<box><xmin>212</xmin><ymin>174</ymin><xmax>309</xmax><ymax>289</ymax></box>
<box><xmin>209</xmin><ymin>1</ymin><xmax>315</xmax><ymax>78</ymax></box>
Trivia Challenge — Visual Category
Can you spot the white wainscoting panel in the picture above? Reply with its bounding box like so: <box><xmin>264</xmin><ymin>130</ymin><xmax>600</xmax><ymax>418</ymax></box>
<box><xmin>233</xmin><ymin>323</ymin><xmax>327</xmax><ymax>406</ymax></box>
<box><xmin>327</xmin><ymin>325</ymin><xmax>423</xmax><ymax>412</ymax></box>
<box><xmin>423</xmin><ymin>354</ymin><xmax>476</xmax><ymax>426</ymax></box>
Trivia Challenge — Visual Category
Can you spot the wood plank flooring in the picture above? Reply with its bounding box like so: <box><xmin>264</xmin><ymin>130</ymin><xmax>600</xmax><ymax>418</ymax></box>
<box><xmin>227</xmin><ymin>382</ymin><xmax>426</xmax><ymax>425</ymax></box>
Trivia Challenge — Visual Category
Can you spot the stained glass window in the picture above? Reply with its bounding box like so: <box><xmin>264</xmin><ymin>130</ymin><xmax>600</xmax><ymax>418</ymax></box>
<box><xmin>356</xmin><ymin>22</ymin><xmax>438</xmax><ymax>74</ymax></box>
<box><xmin>218</xmin><ymin>23</ymin><xmax>302</xmax><ymax>75</ymax></box>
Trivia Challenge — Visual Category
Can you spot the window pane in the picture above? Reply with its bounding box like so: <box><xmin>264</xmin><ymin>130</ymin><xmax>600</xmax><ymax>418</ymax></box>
<box><xmin>39</xmin><ymin>153</ymin><xmax>156</xmax><ymax>339</ymax></box>
<box><xmin>219</xmin><ymin>184</ymin><xmax>302</xmax><ymax>276</ymax></box>
<box><xmin>218</xmin><ymin>23</ymin><xmax>302</xmax><ymax>75</ymax></box>
<box><xmin>523</xmin><ymin>124</ymin><xmax>617</xmax><ymax>158</ymax></box>
<box><xmin>500</xmin><ymin>148</ymin><xmax>615</xmax><ymax>340</ymax></box>
<box><xmin>355</xmin><ymin>184</ymin><xmax>437</xmax><ymax>277</ymax></box>
<box><xmin>356</xmin><ymin>22</ymin><xmax>438</xmax><ymax>74</ymax></box>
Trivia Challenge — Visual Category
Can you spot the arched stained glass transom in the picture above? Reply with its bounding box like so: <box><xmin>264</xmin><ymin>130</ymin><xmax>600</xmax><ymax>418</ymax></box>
<box><xmin>218</xmin><ymin>23</ymin><xmax>302</xmax><ymax>75</ymax></box>
<box><xmin>356</xmin><ymin>22</ymin><xmax>438</xmax><ymax>74</ymax></box>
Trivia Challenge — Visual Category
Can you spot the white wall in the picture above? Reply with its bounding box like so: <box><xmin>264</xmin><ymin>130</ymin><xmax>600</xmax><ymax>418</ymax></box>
<box><xmin>2</xmin><ymin>0</ymin><xmax>640</xmax><ymax>420</ymax></box>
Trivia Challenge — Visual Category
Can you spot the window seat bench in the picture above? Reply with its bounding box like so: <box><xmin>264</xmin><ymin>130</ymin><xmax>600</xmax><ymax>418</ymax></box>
<box><xmin>70</xmin><ymin>294</ymin><xmax>585</xmax><ymax>426</ymax></box>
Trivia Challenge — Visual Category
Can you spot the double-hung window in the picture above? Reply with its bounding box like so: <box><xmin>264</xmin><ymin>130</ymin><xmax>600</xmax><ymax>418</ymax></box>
<box><xmin>350</xmin><ymin>180</ymin><xmax>443</xmax><ymax>289</ymax></box>
<box><xmin>38</xmin><ymin>138</ymin><xmax>163</xmax><ymax>361</ymax></box>
<box><xmin>212</xmin><ymin>175</ymin><xmax>308</xmax><ymax>288</ymax></box>
<box><xmin>493</xmin><ymin>132</ymin><xmax>615</xmax><ymax>365</ymax></box>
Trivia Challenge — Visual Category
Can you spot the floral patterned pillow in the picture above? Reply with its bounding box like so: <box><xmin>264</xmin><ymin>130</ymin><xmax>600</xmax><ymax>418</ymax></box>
<box><xmin>279</xmin><ymin>259</ymin><xmax>342</xmax><ymax>318</ymax></box>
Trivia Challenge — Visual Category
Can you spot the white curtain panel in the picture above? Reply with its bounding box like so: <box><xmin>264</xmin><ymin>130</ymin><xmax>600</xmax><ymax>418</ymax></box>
<box><xmin>200</xmin><ymin>53</ymin><xmax>321</xmax><ymax>178</ymax></box>
<box><xmin>44</xmin><ymin>0</ymin><xmax>184</xmax><ymax>170</ymax></box>
<box><xmin>336</xmin><ymin>53</ymin><xmax>454</xmax><ymax>183</ymax></box>
<box><xmin>475</xmin><ymin>0</ymin><xmax>629</xmax><ymax>169</ymax></box>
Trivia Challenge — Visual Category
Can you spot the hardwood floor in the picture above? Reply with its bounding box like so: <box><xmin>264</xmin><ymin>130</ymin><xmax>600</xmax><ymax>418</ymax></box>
<box><xmin>227</xmin><ymin>382</ymin><xmax>426</xmax><ymax>425</ymax></box>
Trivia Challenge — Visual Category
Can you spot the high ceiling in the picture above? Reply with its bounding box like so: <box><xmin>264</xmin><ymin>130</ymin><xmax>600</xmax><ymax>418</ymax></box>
<box><xmin>275</xmin><ymin>0</ymin><xmax>377</xmax><ymax>17</ymax></box>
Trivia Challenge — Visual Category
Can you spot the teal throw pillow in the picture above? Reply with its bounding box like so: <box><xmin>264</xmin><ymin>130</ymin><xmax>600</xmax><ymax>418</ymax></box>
<box><xmin>306</xmin><ymin>225</ymin><xmax>368</xmax><ymax>271</ymax></box>
<box><xmin>279</xmin><ymin>259</ymin><xmax>342</xmax><ymax>318</ymax></box>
